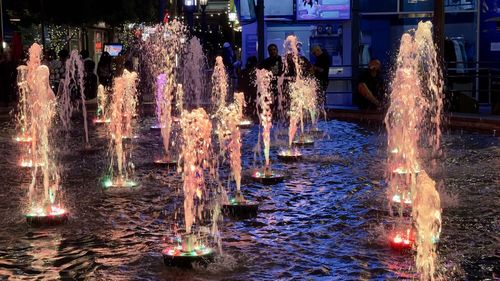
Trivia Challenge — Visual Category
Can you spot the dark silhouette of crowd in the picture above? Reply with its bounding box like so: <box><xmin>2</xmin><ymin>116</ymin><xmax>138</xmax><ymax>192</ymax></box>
<box><xmin>234</xmin><ymin>43</ymin><xmax>331</xmax><ymax>121</ymax></box>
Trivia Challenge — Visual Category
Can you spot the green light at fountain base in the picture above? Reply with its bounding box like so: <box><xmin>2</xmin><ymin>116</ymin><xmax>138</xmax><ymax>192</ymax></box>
<box><xmin>162</xmin><ymin>245</ymin><xmax>213</xmax><ymax>257</ymax></box>
<box><xmin>102</xmin><ymin>177</ymin><xmax>139</xmax><ymax>189</ymax></box>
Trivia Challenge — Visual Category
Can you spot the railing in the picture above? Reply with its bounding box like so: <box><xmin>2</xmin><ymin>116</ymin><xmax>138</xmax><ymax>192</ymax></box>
<box><xmin>444</xmin><ymin>61</ymin><xmax>500</xmax><ymax>112</ymax></box>
<box><xmin>325</xmin><ymin>62</ymin><xmax>499</xmax><ymax>114</ymax></box>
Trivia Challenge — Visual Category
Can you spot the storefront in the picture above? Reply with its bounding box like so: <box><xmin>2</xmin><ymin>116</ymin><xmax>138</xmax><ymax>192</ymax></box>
<box><xmin>239</xmin><ymin>0</ymin><xmax>353</xmax><ymax>106</ymax></box>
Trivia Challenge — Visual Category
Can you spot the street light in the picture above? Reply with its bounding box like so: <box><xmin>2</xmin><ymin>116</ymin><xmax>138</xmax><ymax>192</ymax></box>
<box><xmin>199</xmin><ymin>0</ymin><xmax>208</xmax><ymax>47</ymax></box>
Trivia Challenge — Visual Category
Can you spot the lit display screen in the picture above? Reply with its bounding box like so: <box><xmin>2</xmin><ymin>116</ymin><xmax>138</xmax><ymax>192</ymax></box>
<box><xmin>296</xmin><ymin>0</ymin><xmax>350</xmax><ymax>20</ymax></box>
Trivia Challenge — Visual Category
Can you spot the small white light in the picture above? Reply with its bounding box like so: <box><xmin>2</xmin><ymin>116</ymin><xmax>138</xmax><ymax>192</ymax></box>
<box><xmin>228</xmin><ymin>12</ymin><xmax>237</xmax><ymax>22</ymax></box>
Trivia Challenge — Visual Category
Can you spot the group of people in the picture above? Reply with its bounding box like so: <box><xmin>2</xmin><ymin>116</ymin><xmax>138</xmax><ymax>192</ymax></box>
<box><xmin>237</xmin><ymin>43</ymin><xmax>332</xmax><ymax>120</ymax></box>
<box><xmin>236</xmin><ymin>43</ymin><xmax>384</xmax><ymax>121</ymax></box>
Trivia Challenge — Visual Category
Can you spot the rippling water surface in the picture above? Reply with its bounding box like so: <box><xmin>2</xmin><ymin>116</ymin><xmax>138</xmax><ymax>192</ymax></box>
<box><xmin>0</xmin><ymin>115</ymin><xmax>498</xmax><ymax>280</ymax></box>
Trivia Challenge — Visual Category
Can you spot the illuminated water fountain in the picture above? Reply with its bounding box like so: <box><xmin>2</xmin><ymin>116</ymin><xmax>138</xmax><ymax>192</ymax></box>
<box><xmin>181</xmin><ymin>36</ymin><xmax>206</xmax><ymax>108</ymax></box>
<box><xmin>385</xmin><ymin>21</ymin><xmax>442</xmax><ymax>280</ymax></box>
<box><xmin>24</xmin><ymin>63</ymin><xmax>68</xmax><ymax>225</ymax></box>
<box><xmin>16</xmin><ymin>44</ymin><xmax>43</xmax><ymax>168</ymax></box>
<box><xmin>211</xmin><ymin>56</ymin><xmax>228</xmax><ymax>114</ymax></box>
<box><xmin>281</xmin><ymin>35</ymin><xmax>317</xmax><ymax>144</ymax></box>
<box><xmin>234</xmin><ymin>92</ymin><xmax>253</xmax><ymax>129</ymax></box>
<box><xmin>153</xmin><ymin>73</ymin><xmax>177</xmax><ymax>167</ymax></box>
<box><xmin>251</xmin><ymin>69</ymin><xmax>284</xmax><ymax>184</ymax></box>
<box><xmin>217</xmin><ymin>104</ymin><xmax>258</xmax><ymax>218</ymax></box>
<box><xmin>142</xmin><ymin>21</ymin><xmax>186</xmax><ymax>130</ymax></box>
<box><xmin>93</xmin><ymin>85</ymin><xmax>110</xmax><ymax>124</ymax></box>
<box><xmin>59</xmin><ymin>50</ymin><xmax>90</xmax><ymax>149</ymax></box>
<box><xmin>103</xmin><ymin>70</ymin><xmax>140</xmax><ymax>189</ymax></box>
<box><xmin>162</xmin><ymin>108</ymin><xmax>215</xmax><ymax>267</ymax></box>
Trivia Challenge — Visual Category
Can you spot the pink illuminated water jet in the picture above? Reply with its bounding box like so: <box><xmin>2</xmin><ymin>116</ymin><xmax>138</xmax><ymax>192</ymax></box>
<box><xmin>18</xmin><ymin>45</ymin><xmax>68</xmax><ymax>224</ymax></box>
<box><xmin>385</xmin><ymin>21</ymin><xmax>443</xmax><ymax>280</ymax></box>
<box><xmin>162</xmin><ymin>108</ymin><xmax>216</xmax><ymax>267</ymax></box>
<box><xmin>211</xmin><ymin>56</ymin><xmax>228</xmax><ymax>114</ymax></box>
<box><xmin>59</xmin><ymin>50</ymin><xmax>90</xmax><ymax>146</ymax></box>
<box><xmin>106</xmin><ymin>70</ymin><xmax>139</xmax><ymax>189</ymax></box>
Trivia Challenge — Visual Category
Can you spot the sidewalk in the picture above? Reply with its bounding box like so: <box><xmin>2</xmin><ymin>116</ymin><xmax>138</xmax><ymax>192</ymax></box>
<box><xmin>326</xmin><ymin>106</ymin><xmax>500</xmax><ymax>136</ymax></box>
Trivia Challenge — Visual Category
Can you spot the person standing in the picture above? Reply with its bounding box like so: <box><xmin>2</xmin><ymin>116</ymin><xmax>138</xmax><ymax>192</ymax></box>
<box><xmin>238</xmin><ymin>56</ymin><xmax>259</xmax><ymax>121</ymax></box>
<box><xmin>311</xmin><ymin>45</ymin><xmax>331</xmax><ymax>108</ymax></box>
<box><xmin>97</xmin><ymin>52</ymin><xmax>112</xmax><ymax>88</ymax></box>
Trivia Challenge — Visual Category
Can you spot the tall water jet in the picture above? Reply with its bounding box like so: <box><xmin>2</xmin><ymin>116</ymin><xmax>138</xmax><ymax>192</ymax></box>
<box><xmin>141</xmin><ymin>22</ymin><xmax>186</xmax><ymax>125</ymax></box>
<box><xmin>93</xmin><ymin>85</ymin><xmax>110</xmax><ymax>124</ymax></box>
<box><xmin>251</xmin><ymin>69</ymin><xmax>284</xmax><ymax>184</ymax></box>
<box><xmin>176</xmin><ymin>83</ymin><xmax>184</xmax><ymax>114</ymax></box>
<box><xmin>211</xmin><ymin>56</ymin><xmax>228</xmax><ymax>114</ymax></box>
<box><xmin>141</xmin><ymin>22</ymin><xmax>186</xmax><ymax>164</ymax></box>
<box><xmin>14</xmin><ymin>66</ymin><xmax>31</xmax><ymax>143</ymax></box>
<box><xmin>218</xmin><ymin>104</ymin><xmax>258</xmax><ymax>217</ymax></box>
<box><xmin>25</xmin><ymin>64</ymin><xmax>68</xmax><ymax>225</ymax></box>
<box><xmin>104</xmin><ymin>70</ymin><xmax>139</xmax><ymax>189</ymax></box>
<box><xmin>385</xmin><ymin>21</ymin><xmax>442</xmax><ymax>280</ymax></box>
<box><xmin>162</xmin><ymin>108</ymin><xmax>215</xmax><ymax>267</ymax></box>
<box><xmin>15</xmin><ymin>43</ymin><xmax>42</xmax><ymax>144</ymax></box>
<box><xmin>58</xmin><ymin>50</ymin><xmax>89</xmax><ymax>146</ymax></box>
<box><xmin>17</xmin><ymin>44</ymin><xmax>42</xmax><ymax>167</ymax></box>
<box><xmin>154</xmin><ymin>73</ymin><xmax>176</xmax><ymax>166</ymax></box>
<box><xmin>181</xmin><ymin>37</ymin><xmax>206</xmax><ymax>107</ymax></box>
<box><xmin>234</xmin><ymin>92</ymin><xmax>253</xmax><ymax>128</ymax></box>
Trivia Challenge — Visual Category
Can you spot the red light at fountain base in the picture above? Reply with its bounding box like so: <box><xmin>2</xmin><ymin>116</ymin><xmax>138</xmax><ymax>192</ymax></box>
<box><xmin>389</xmin><ymin>228</ymin><xmax>415</xmax><ymax>251</ymax></box>
<box><xmin>26</xmin><ymin>206</ymin><xmax>68</xmax><ymax>227</ymax></box>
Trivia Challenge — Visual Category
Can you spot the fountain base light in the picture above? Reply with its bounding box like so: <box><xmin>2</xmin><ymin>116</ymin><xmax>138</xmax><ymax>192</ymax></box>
<box><xmin>26</xmin><ymin>206</ymin><xmax>68</xmax><ymax>226</ymax></box>
<box><xmin>103</xmin><ymin>176</ymin><xmax>140</xmax><ymax>189</ymax></box>
<box><xmin>154</xmin><ymin>157</ymin><xmax>178</xmax><ymax>167</ymax></box>
<box><xmin>250</xmin><ymin>167</ymin><xmax>285</xmax><ymax>185</ymax></box>
<box><xmin>222</xmin><ymin>192</ymin><xmax>258</xmax><ymax>218</ymax></box>
<box><xmin>19</xmin><ymin>159</ymin><xmax>44</xmax><ymax>168</ymax></box>
<box><xmin>162</xmin><ymin>235</ymin><xmax>214</xmax><ymax>268</ymax></box>
<box><xmin>307</xmin><ymin>127</ymin><xmax>324</xmax><ymax>136</ymax></box>
<box><xmin>237</xmin><ymin>119</ymin><xmax>253</xmax><ymax>129</ymax></box>
<box><xmin>292</xmin><ymin>136</ymin><xmax>315</xmax><ymax>146</ymax></box>
<box><xmin>150</xmin><ymin>124</ymin><xmax>165</xmax><ymax>130</ymax></box>
<box><xmin>92</xmin><ymin>118</ymin><xmax>111</xmax><ymax>125</ymax></box>
<box><xmin>79</xmin><ymin>144</ymin><xmax>100</xmax><ymax>154</ymax></box>
<box><xmin>14</xmin><ymin>135</ymin><xmax>33</xmax><ymax>143</ymax></box>
<box><xmin>389</xmin><ymin>228</ymin><xmax>415</xmax><ymax>251</ymax></box>
<box><xmin>277</xmin><ymin>149</ymin><xmax>302</xmax><ymax>162</ymax></box>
